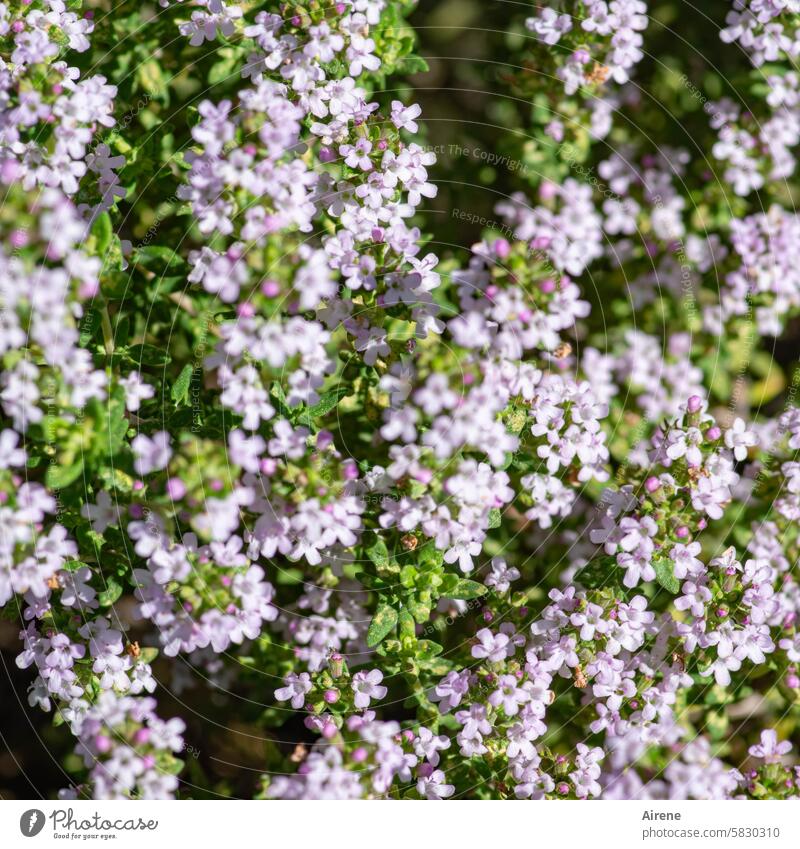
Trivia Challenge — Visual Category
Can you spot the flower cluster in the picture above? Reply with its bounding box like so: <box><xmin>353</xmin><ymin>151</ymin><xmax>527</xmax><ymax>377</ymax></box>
<box><xmin>526</xmin><ymin>2</ymin><xmax>649</xmax><ymax>92</ymax></box>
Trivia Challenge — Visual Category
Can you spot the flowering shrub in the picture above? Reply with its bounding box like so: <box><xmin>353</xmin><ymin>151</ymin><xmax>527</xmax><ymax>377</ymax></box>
<box><xmin>2</xmin><ymin>0</ymin><xmax>800</xmax><ymax>801</ymax></box>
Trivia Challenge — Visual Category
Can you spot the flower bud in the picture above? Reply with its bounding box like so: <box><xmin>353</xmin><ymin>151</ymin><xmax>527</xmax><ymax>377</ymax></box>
<box><xmin>493</xmin><ymin>238</ymin><xmax>510</xmax><ymax>258</ymax></box>
<box><xmin>133</xmin><ymin>728</ymin><xmax>151</xmax><ymax>745</ymax></box>
<box><xmin>95</xmin><ymin>734</ymin><xmax>112</xmax><ymax>754</ymax></box>
<box><xmin>328</xmin><ymin>652</ymin><xmax>345</xmax><ymax>679</ymax></box>
<box><xmin>351</xmin><ymin>747</ymin><xmax>368</xmax><ymax>763</ymax></box>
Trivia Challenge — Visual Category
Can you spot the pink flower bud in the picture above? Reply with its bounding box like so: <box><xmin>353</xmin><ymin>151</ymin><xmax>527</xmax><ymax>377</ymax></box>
<box><xmin>329</xmin><ymin>652</ymin><xmax>345</xmax><ymax>679</ymax></box>
<box><xmin>413</xmin><ymin>467</ymin><xmax>433</xmax><ymax>484</ymax></box>
<box><xmin>261</xmin><ymin>279</ymin><xmax>280</xmax><ymax>297</ymax></box>
<box><xmin>493</xmin><ymin>238</ymin><xmax>510</xmax><ymax>258</ymax></box>
<box><xmin>133</xmin><ymin>728</ymin><xmax>151</xmax><ymax>745</ymax></box>
<box><xmin>95</xmin><ymin>735</ymin><xmax>112</xmax><ymax>754</ymax></box>
<box><xmin>645</xmin><ymin>476</ymin><xmax>660</xmax><ymax>493</ymax></box>
<box><xmin>539</xmin><ymin>181</ymin><xmax>558</xmax><ymax>201</ymax></box>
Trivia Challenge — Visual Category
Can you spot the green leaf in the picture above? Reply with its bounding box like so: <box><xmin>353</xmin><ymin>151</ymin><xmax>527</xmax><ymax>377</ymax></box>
<box><xmin>78</xmin><ymin>309</ymin><xmax>101</xmax><ymax>347</ymax></box>
<box><xmin>135</xmin><ymin>245</ymin><xmax>186</xmax><ymax>271</ymax></box>
<box><xmin>297</xmin><ymin>386</ymin><xmax>350</xmax><ymax>426</ymax></box>
<box><xmin>91</xmin><ymin>212</ymin><xmax>113</xmax><ymax>255</ymax></box>
<box><xmin>416</xmin><ymin>541</ymin><xmax>444</xmax><ymax>569</ymax></box>
<box><xmin>488</xmin><ymin>508</ymin><xmax>502</xmax><ymax>528</ymax></box>
<box><xmin>127</xmin><ymin>343</ymin><xmax>171</xmax><ymax>367</ymax></box>
<box><xmin>97</xmin><ymin>577</ymin><xmax>124</xmax><ymax>607</ymax></box>
<box><xmin>397</xmin><ymin>55</ymin><xmax>429</xmax><ymax>75</ymax></box>
<box><xmin>416</xmin><ymin>640</ymin><xmax>443</xmax><ymax>659</ymax></box>
<box><xmin>171</xmin><ymin>364</ymin><xmax>195</xmax><ymax>405</ymax></box>
<box><xmin>270</xmin><ymin>382</ymin><xmax>293</xmax><ymax>419</ymax></box>
<box><xmin>157</xmin><ymin>754</ymin><xmax>184</xmax><ymax>776</ymax></box>
<box><xmin>442</xmin><ymin>577</ymin><xmax>487</xmax><ymax>600</ymax></box>
<box><xmin>366</xmin><ymin>536</ymin><xmax>390</xmax><ymax>570</ymax></box>
<box><xmin>406</xmin><ymin>598</ymin><xmax>431</xmax><ymax>624</ymax></box>
<box><xmin>367</xmin><ymin>604</ymin><xmax>398</xmax><ymax>647</ymax></box>
<box><xmin>46</xmin><ymin>460</ymin><xmax>84</xmax><ymax>490</ymax></box>
<box><xmin>398</xmin><ymin>607</ymin><xmax>416</xmax><ymax>640</ymax></box>
<box><xmin>100</xmin><ymin>390</ymin><xmax>129</xmax><ymax>454</ymax></box>
<box><xmin>137</xmin><ymin>59</ymin><xmax>167</xmax><ymax>97</ymax></box>
<box><xmin>653</xmin><ymin>556</ymin><xmax>680</xmax><ymax>594</ymax></box>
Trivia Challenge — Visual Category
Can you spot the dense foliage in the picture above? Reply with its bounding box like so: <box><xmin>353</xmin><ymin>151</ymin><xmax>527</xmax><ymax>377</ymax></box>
<box><xmin>2</xmin><ymin>0</ymin><xmax>800</xmax><ymax>800</ymax></box>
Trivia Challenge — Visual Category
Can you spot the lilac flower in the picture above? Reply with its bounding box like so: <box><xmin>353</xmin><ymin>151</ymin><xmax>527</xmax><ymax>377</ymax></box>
<box><xmin>80</xmin><ymin>491</ymin><xmax>118</xmax><ymax>534</ymax></box>
<box><xmin>275</xmin><ymin>672</ymin><xmax>312</xmax><ymax>710</ymax></box>
<box><xmin>485</xmin><ymin>557</ymin><xmax>520</xmax><ymax>594</ymax></box>
<box><xmin>725</xmin><ymin>417</ymin><xmax>757</xmax><ymax>461</ymax></box>
<box><xmin>119</xmin><ymin>371</ymin><xmax>155</xmax><ymax>412</ymax></box>
<box><xmin>131</xmin><ymin>432</ymin><xmax>172</xmax><ymax>476</ymax></box>
<box><xmin>748</xmin><ymin>730</ymin><xmax>792</xmax><ymax>763</ymax></box>
<box><xmin>417</xmin><ymin>769</ymin><xmax>454</xmax><ymax>799</ymax></box>
<box><xmin>352</xmin><ymin>669</ymin><xmax>387</xmax><ymax>709</ymax></box>
<box><xmin>472</xmin><ymin>628</ymin><xmax>514</xmax><ymax>663</ymax></box>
